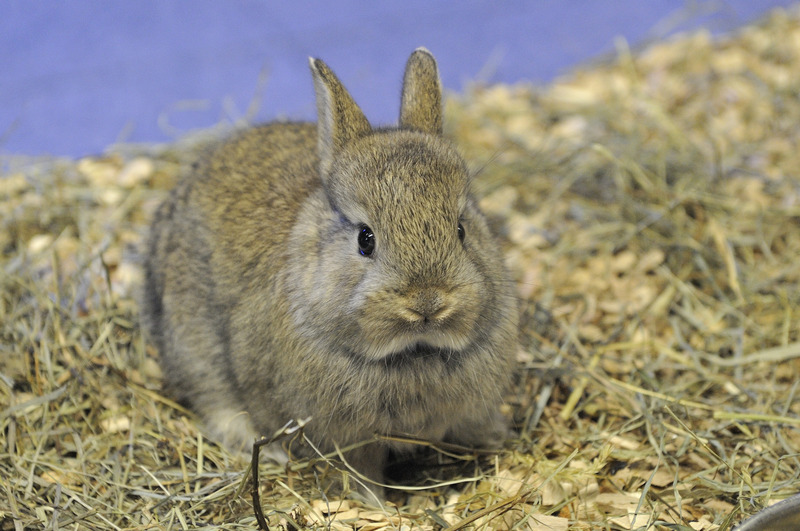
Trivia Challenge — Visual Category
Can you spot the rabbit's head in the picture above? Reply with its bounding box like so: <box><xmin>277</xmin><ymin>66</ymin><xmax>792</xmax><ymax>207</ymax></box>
<box><xmin>285</xmin><ymin>49</ymin><xmax>516</xmax><ymax>364</ymax></box>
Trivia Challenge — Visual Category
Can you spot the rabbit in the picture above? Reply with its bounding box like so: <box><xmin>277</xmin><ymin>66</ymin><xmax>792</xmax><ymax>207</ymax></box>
<box><xmin>142</xmin><ymin>48</ymin><xmax>519</xmax><ymax>500</ymax></box>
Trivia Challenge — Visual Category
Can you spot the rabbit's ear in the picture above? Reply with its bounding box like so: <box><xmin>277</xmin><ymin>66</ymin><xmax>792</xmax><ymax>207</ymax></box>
<box><xmin>399</xmin><ymin>48</ymin><xmax>442</xmax><ymax>136</ymax></box>
<box><xmin>310</xmin><ymin>58</ymin><xmax>371</xmax><ymax>176</ymax></box>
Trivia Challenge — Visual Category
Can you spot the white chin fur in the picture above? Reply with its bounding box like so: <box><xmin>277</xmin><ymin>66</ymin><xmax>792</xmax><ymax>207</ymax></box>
<box><xmin>363</xmin><ymin>331</ymin><xmax>471</xmax><ymax>360</ymax></box>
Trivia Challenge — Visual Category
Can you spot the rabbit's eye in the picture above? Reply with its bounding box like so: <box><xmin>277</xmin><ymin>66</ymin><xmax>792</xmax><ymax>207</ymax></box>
<box><xmin>358</xmin><ymin>225</ymin><xmax>375</xmax><ymax>257</ymax></box>
<box><xmin>458</xmin><ymin>222</ymin><xmax>465</xmax><ymax>242</ymax></box>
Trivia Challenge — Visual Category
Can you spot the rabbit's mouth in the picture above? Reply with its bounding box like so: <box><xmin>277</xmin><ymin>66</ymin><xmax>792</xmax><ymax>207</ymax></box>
<box><xmin>359</xmin><ymin>329</ymin><xmax>473</xmax><ymax>362</ymax></box>
<box><xmin>407</xmin><ymin>342</ymin><xmax>456</xmax><ymax>359</ymax></box>
<box><xmin>382</xmin><ymin>342</ymin><xmax>463</xmax><ymax>366</ymax></box>
<box><xmin>342</xmin><ymin>341</ymin><xmax>461</xmax><ymax>368</ymax></box>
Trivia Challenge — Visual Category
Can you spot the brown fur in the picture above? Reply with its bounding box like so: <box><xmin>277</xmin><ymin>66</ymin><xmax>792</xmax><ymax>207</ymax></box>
<box><xmin>142</xmin><ymin>48</ymin><xmax>519</xmax><ymax>499</ymax></box>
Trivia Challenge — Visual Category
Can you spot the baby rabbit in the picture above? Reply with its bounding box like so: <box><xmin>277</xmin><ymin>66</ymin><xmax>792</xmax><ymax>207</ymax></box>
<box><xmin>142</xmin><ymin>48</ymin><xmax>519</xmax><ymax>498</ymax></box>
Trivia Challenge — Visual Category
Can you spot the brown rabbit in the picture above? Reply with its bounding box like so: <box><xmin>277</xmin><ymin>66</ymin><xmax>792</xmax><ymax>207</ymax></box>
<box><xmin>142</xmin><ymin>48</ymin><xmax>519</xmax><ymax>499</ymax></box>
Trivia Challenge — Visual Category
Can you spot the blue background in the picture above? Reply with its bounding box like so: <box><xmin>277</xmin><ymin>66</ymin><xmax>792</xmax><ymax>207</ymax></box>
<box><xmin>1</xmin><ymin>1</ymin><xmax>795</xmax><ymax>158</ymax></box>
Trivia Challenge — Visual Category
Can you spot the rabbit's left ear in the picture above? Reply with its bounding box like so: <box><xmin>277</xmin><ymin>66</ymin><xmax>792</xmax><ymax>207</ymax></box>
<box><xmin>399</xmin><ymin>47</ymin><xmax>443</xmax><ymax>136</ymax></box>
<box><xmin>310</xmin><ymin>57</ymin><xmax>372</xmax><ymax>177</ymax></box>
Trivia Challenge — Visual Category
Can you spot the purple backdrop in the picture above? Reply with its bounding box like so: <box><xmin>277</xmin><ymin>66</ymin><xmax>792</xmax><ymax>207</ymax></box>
<box><xmin>1</xmin><ymin>0</ymin><xmax>794</xmax><ymax>157</ymax></box>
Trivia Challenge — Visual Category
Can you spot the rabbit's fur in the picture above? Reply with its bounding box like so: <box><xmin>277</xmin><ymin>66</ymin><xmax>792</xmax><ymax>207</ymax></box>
<box><xmin>142</xmin><ymin>48</ymin><xmax>519</xmax><ymax>497</ymax></box>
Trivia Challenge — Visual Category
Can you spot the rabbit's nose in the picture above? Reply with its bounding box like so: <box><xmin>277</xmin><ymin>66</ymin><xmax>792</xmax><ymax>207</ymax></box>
<box><xmin>403</xmin><ymin>289</ymin><xmax>453</xmax><ymax>324</ymax></box>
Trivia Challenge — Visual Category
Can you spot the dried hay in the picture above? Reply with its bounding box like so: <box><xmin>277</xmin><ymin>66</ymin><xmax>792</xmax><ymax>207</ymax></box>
<box><xmin>3</xmin><ymin>6</ymin><xmax>800</xmax><ymax>529</ymax></box>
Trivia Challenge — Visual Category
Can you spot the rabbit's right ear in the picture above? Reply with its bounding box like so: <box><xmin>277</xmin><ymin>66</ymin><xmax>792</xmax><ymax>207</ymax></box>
<box><xmin>309</xmin><ymin>58</ymin><xmax>371</xmax><ymax>177</ymax></box>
